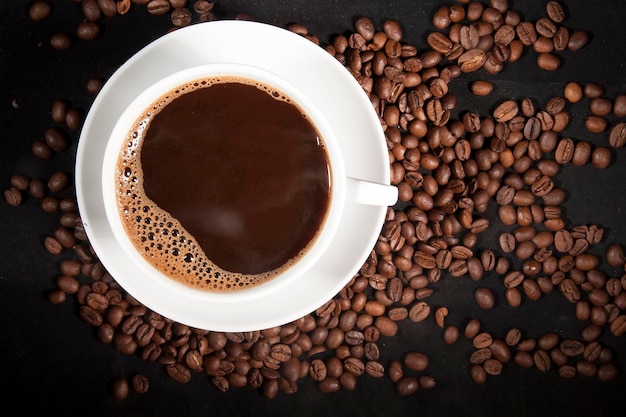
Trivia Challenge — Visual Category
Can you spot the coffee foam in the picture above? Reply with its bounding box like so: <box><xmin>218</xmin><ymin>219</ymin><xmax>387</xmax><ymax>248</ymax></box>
<box><xmin>115</xmin><ymin>76</ymin><xmax>324</xmax><ymax>292</ymax></box>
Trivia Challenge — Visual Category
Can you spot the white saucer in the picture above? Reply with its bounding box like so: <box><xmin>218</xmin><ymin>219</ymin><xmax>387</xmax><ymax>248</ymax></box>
<box><xmin>75</xmin><ymin>20</ymin><xmax>391</xmax><ymax>332</ymax></box>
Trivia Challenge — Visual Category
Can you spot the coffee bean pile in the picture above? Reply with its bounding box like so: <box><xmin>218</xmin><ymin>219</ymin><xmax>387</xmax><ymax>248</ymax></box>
<box><xmin>6</xmin><ymin>0</ymin><xmax>625</xmax><ymax>400</ymax></box>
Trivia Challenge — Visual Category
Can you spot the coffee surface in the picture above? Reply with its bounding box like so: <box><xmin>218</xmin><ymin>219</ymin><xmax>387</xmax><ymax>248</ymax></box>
<box><xmin>115</xmin><ymin>77</ymin><xmax>331</xmax><ymax>291</ymax></box>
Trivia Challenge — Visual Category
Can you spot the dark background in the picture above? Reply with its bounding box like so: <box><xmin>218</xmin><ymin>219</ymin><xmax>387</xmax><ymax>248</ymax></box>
<box><xmin>2</xmin><ymin>1</ymin><xmax>626</xmax><ymax>416</ymax></box>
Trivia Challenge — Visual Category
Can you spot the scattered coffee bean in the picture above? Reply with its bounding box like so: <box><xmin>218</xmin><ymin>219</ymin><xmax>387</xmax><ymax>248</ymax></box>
<box><xmin>564</xmin><ymin>82</ymin><xmax>583</xmax><ymax>103</ymax></box>
<box><xmin>474</xmin><ymin>287</ymin><xmax>495</xmax><ymax>309</ymax></box>
<box><xmin>50</xmin><ymin>33</ymin><xmax>73</xmax><ymax>50</ymax></box>
<box><xmin>4</xmin><ymin>187</ymin><xmax>22</xmax><ymax>206</ymax></box>
<box><xmin>51</xmin><ymin>99</ymin><xmax>70</xmax><ymax>123</ymax></box>
<box><xmin>404</xmin><ymin>352</ymin><xmax>429</xmax><ymax>372</ymax></box>
<box><xmin>77</xmin><ymin>22</ymin><xmax>101</xmax><ymax>41</ymax></box>
<box><xmin>48</xmin><ymin>171</ymin><xmax>71</xmax><ymax>193</ymax></box>
<box><xmin>171</xmin><ymin>7</ymin><xmax>193</xmax><ymax>27</ymax></box>
<box><xmin>591</xmin><ymin>147</ymin><xmax>612</xmax><ymax>169</ymax></box>
<box><xmin>86</xmin><ymin>77</ymin><xmax>105</xmax><ymax>95</ymax></box>
<box><xmin>470</xmin><ymin>80</ymin><xmax>494</xmax><ymax>96</ymax></box>
<box><xmin>29</xmin><ymin>1</ymin><xmax>52</xmax><ymax>21</ymax></box>
<box><xmin>536</xmin><ymin>53</ymin><xmax>560</xmax><ymax>70</ymax></box>
<box><xmin>111</xmin><ymin>377</ymin><xmax>130</xmax><ymax>399</ymax></box>
<box><xmin>147</xmin><ymin>0</ymin><xmax>171</xmax><ymax>15</ymax></box>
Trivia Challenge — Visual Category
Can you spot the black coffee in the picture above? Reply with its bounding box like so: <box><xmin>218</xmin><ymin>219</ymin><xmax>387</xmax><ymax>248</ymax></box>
<box><xmin>115</xmin><ymin>77</ymin><xmax>331</xmax><ymax>292</ymax></box>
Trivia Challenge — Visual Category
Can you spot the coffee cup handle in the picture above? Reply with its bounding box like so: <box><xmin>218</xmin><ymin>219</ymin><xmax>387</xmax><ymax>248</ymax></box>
<box><xmin>346</xmin><ymin>177</ymin><xmax>398</xmax><ymax>207</ymax></box>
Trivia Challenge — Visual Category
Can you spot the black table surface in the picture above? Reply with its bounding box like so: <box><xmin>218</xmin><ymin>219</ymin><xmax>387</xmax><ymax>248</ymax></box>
<box><xmin>2</xmin><ymin>1</ymin><xmax>626</xmax><ymax>416</ymax></box>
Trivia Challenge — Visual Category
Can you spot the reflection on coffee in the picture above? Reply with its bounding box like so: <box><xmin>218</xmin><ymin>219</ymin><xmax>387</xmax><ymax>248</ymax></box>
<box><xmin>115</xmin><ymin>76</ymin><xmax>331</xmax><ymax>292</ymax></box>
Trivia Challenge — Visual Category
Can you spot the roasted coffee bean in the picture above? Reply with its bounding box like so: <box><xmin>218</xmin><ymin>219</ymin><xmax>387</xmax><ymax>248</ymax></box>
<box><xmin>343</xmin><ymin>357</ymin><xmax>365</xmax><ymax>376</ymax></box>
<box><xmin>597</xmin><ymin>363</ymin><xmax>619</xmax><ymax>382</ymax></box>
<box><xmin>79</xmin><ymin>305</ymin><xmax>103</xmax><ymax>326</ymax></box>
<box><xmin>584</xmin><ymin>82</ymin><xmax>604</xmax><ymax>98</ymax></box>
<box><xmin>536</xmin><ymin>53</ymin><xmax>560</xmax><ymax>70</ymax></box>
<box><xmin>611</xmin><ymin>93</ymin><xmax>626</xmax><ymax>117</ymax></box>
<box><xmin>86</xmin><ymin>77</ymin><xmax>104</xmax><ymax>95</ymax></box>
<box><xmin>483</xmin><ymin>358</ymin><xmax>503</xmax><ymax>376</ymax></box>
<box><xmin>464</xmin><ymin>318</ymin><xmax>481</xmax><ymax>339</ymax></box>
<box><xmin>470</xmin><ymin>80</ymin><xmax>493</xmax><ymax>96</ymax></box>
<box><xmin>29</xmin><ymin>0</ymin><xmax>52</xmax><ymax>21</ymax></box>
<box><xmin>585</xmin><ymin>115</ymin><xmax>607</xmax><ymax>133</ymax></box>
<box><xmin>554</xmin><ymin>138</ymin><xmax>574</xmax><ymax>164</ymax></box>
<box><xmin>505</xmin><ymin>328</ymin><xmax>522</xmax><ymax>346</ymax></box>
<box><xmin>404</xmin><ymin>352</ymin><xmax>428</xmax><ymax>372</ymax></box>
<box><xmin>353</xmin><ymin>16</ymin><xmax>375</xmax><ymax>40</ymax></box>
<box><xmin>31</xmin><ymin>139</ymin><xmax>52</xmax><ymax>159</ymax></box>
<box><xmin>512</xmin><ymin>351</ymin><xmax>533</xmax><ymax>368</ymax></box>
<box><xmin>609</xmin><ymin>122</ymin><xmax>626</xmax><ymax>148</ymax></box>
<box><xmin>54</xmin><ymin>226</ymin><xmax>76</xmax><ymax>248</ymax></box>
<box><xmin>47</xmin><ymin>289</ymin><xmax>66</xmax><ymax>304</ymax></box>
<box><xmin>50</xmin><ymin>33</ymin><xmax>73</xmax><ymax>50</ymax></box>
<box><xmin>427</xmin><ymin>32</ymin><xmax>453</xmax><ymax>54</ymax></box>
<box><xmin>317</xmin><ymin>377</ymin><xmax>340</xmax><ymax>394</ymax></box>
<box><xmin>44</xmin><ymin>127</ymin><xmax>70</xmax><ymax>152</ymax></box>
<box><xmin>166</xmin><ymin>363</ymin><xmax>191</xmax><ymax>383</ymax></box>
<box><xmin>505</xmin><ymin>287</ymin><xmax>522</xmax><ymax>307</ymax></box>
<box><xmin>131</xmin><ymin>373</ymin><xmax>149</xmax><ymax>394</ymax></box>
<box><xmin>533</xmin><ymin>350</ymin><xmax>552</xmax><ymax>372</ymax></box>
<box><xmin>51</xmin><ymin>99</ymin><xmax>70</xmax><ymax>123</ymax></box>
<box><xmin>396</xmin><ymin>376</ymin><xmax>419</xmax><ymax>395</ymax></box>
<box><xmin>443</xmin><ymin>325</ymin><xmax>459</xmax><ymax>344</ymax></box>
<box><xmin>147</xmin><ymin>0</ymin><xmax>171</xmax><ymax>15</ymax></box>
<box><xmin>538</xmin><ymin>332</ymin><xmax>559</xmax><ymax>351</ymax></box>
<box><xmin>97</xmin><ymin>0</ymin><xmax>118</xmax><ymax>17</ymax></box>
<box><xmin>458</xmin><ymin>48</ymin><xmax>487</xmax><ymax>72</ymax></box>
<box><xmin>48</xmin><ymin>172</ymin><xmax>71</xmax><ymax>193</ymax></box>
<box><xmin>382</xmin><ymin>19</ymin><xmax>402</xmax><ymax>41</ymax></box>
<box><xmin>563</xmin><ymin>82</ymin><xmax>582</xmax><ymax>103</ymax></box>
<box><xmin>471</xmin><ymin>348</ymin><xmax>492</xmax><ymax>364</ymax></box>
<box><xmin>4</xmin><ymin>187</ymin><xmax>23</xmax><ymax>206</ymax></box>
<box><xmin>546</xmin><ymin>1</ymin><xmax>565</xmax><ymax>22</ymax></box>
<box><xmin>605</xmin><ymin>243</ymin><xmax>625</xmax><ymax>267</ymax></box>
<box><xmin>434</xmin><ymin>306</ymin><xmax>448</xmax><ymax>328</ymax></box>
<box><xmin>470</xmin><ymin>364</ymin><xmax>487</xmax><ymax>383</ymax></box>
<box><xmin>560</xmin><ymin>339</ymin><xmax>585</xmax><ymax>356</ymax></box>
<box><xmin>499</xmin><ymin>232</ymin><xmax>516</xmax><ymax>252</ymax></box>
<box><xmin>489</xmin><ymin>338</ymin><xmax>511</xmax><ymax>363</ymax></box>
<box><xmin>571</xmin><ymin>141</ymin><xmax>591</xmax><ymax>166</ymax></box>
<box><xmin>386</xmin><ymin>359</ymin><xmax>403</xmax><ymax>383</ymax></box>
<box><xmin>111</xmin><ymin>377</ymin><xmax>130</xmax><ymax>399</ymax></box>
<box><xmin>77</xmin><ymin>22</ymin><xmax>101</xmax><ymax>40</ymax></box>
<box><xmin>171</xmin><ymin>7</ymin><xmax>193</xmax><ymax>26</ymax></box>
<box><xmin>44</xmin><ymin>236</ymin><xmax>63</xmax><ymax>255</ymax></box>
<box><xmin>473</xmin><ymin>332</ymin><xmax>493</xmax><ymax>349</ymax></box>
<box><xmin>568</xmin><ymin>30</ymin><xmax>589</xmax><ymax>51</ymax></box>
<box><xmin>610</xmin><ymin>315</ymin><xmax>626</xmax><ymax>336</ymax></box>
<box><xmin>576</xmin><ymin>360</ymin><xmax>597</xmax><ymax>377</ymax></box>
<box><xmin>308</xmin><ymin>359</ymin><xmax>327</xmax><ymax>381</ymax></box>
<box><xmin>591</xmin><ymin>146</ymin><xmax>612</xmax><ymax>169</ymax></box>
<box><xmin>81</xmin><ymin>0</ymin><xmax>102</xmax><ymax>21</ymax></box>
<box><xmin>374</xmin><ymin>316</ymin><xmax>398</xmax><ymax>337</ymax></box>
<box><xmin>64</xmin><ymin>107</ymin><xmax>83</xmax><ymax>131</ymax></box>
<box><xmin>493</xmin><ymin>100</ymin><xmax>518</xmax><ymax>123</ymax></box>
<box><xmin>474</xmin><ymin>287</ymin><xmax>495</xmax><ymax>309</ymax></box>
<box><xmin>516</xmin><ymin>21</ymin><xmax>537</xmax><ymax>45</ymax></box>
<box><xmin>549</xmin><ymin>348</ymin><xmax>567</xmax><ymax>367</ymax></box>
<box><xmin>589</xmin><ymin>97</ymin><xmax>613</xmax><ymax>116</ymax></box>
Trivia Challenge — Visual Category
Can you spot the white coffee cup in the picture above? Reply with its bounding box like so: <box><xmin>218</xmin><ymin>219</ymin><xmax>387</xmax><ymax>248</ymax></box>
<box><xmin>101</xmin><ymin>62</ymin><xmax>397</xmax><ymax>304</ymax></box>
